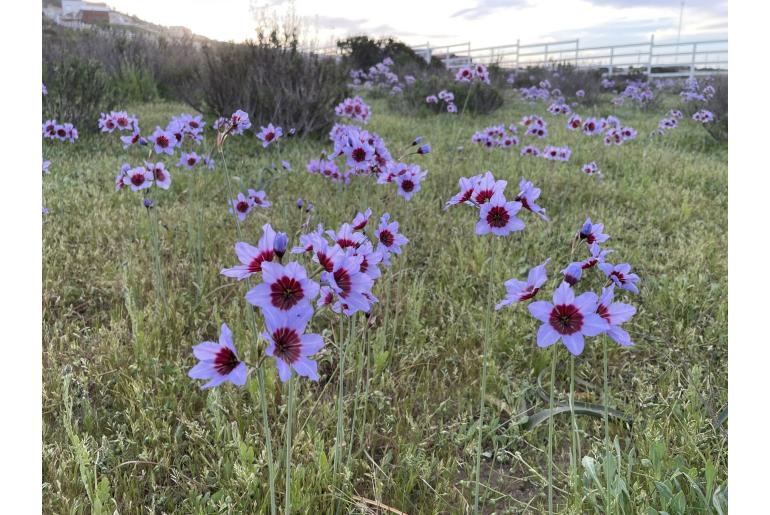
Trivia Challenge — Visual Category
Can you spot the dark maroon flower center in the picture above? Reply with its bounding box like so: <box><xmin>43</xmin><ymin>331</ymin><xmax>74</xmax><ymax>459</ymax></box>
<box><xmin>247</xmin><ymin>251</ymin><xmax>274</xmax><ymax>273</ymax></box>
<box><xmin>156</xmin><ymin>135</ymin><xmax>169</xmax><ymax>148</ymax></box>
<box><xmin>333</xmin><ymin>268</ymin><xmax>352</xmax><ymax>296</ymax></box>
<box><xmin>57</xmin><ymin>128</ymin><xmax>67</xmax><ymax>137</ymax></box>
<box><xmin>154</xmin><ymin>169</ymin><xmax>166</xmax><ymax>181</ymax></box>
<box><xmin>337</xmin><ymin>238</ymin><xmax>358</xmax><ymax>249</ymax></box>
<box><xmin>360</xmin><ymin>256</ymin><xmax>369</xmax><ymax>273</ymax></box>
<box><xmin>487</xmin><ymin>206</ymin><xmax>510</xmax><ymax>228</ymax></box>
<box><xmin>270</xmin><ymin>276</ymin><xmax>304</xmax><ymax>310</ymax></box>
<box><xmin>582</xmin><ymin>258</ymin><xmax>597</xmax><ymax>269</ymax></box>
<box><xmin>214</xmin><ymin>346</ymin><xmax>240</xmax><ymax>375</ymax></box>
<box><xmin>549</xmin><ymin>304</ymin><xmax>584</xmax><ymax>335</ymax></box>
<box><xmin>516</xmin><ymin>195</ymin><xmax>531</xmax><ymax>211</ymax></box>
<box><xmin>475</xmin><ymin>189</ymin><xmax>494</xmax><ymax>204</ymax></box>
<box><xmin>236</xmin><ymin>201</ymin><xmax>250</xmax><ymax>213</ymax></box>
<box><xmin>318</xmin><ymin>252</ymin><xmax>335</xmax><ymax>272</ymax></box>
<box><xmin>272</xmin><ymin>328</ymin><xmax>301</xmax><ymax>364</ymax></box>
<box><xmin>379</xmin><ymin>230</ymin><xmax>394</xmax><ymax>247</ymax></box>
<box><xmin>401</xmin><ymin>180</ymin><xmax>415</xmax><ymax>192</ymax></box>
<box><xmin>353</xmin><ymin>220</ymin><xmax>367</xmax><ymax>231</ymax></box>
<box><xmin>460</xmin><ymin>189</ymin><xmax>474</xmax><ymax>203</ymax></box>
<box><xmin>597</xmin><ymin>304</ymin><xmax>611</xmax><ymax>322</ymax></box>
<box><xmin>117</xmin><ymin>117</ymin><xmax>128</xmax><ymax>127</ymax></box>
<box><xmin>265</xmin><ymin>132</ymin><xmax>275</xmax><ymax>141</ymax></box>
<box><xmin>188</xmin><ymin>157</ymin><xmax>196</xmax><ymax>166</ymax></box>
<box><xmin>610</xmin><ymin>271</ymin><xmax>626</xmax><ymax>284</ymax></box>
<box><xmin>130</xmin><ymin>173</ymin><xmax>145</xmax><ymax>186</ymax></box>
<box><xmin>352</xmin><ymin>148</ymin><xmax>367</xmax><ymax>162</ymax></box>
<box><xmin>519</xmin><ymin>285</ymin><xmax>539</xmax><ymax>301</ymax></box>
<box><xmin>579</xmin><ymin>231</ymin><xmax>596</xmax><ymax>244</ymax></box>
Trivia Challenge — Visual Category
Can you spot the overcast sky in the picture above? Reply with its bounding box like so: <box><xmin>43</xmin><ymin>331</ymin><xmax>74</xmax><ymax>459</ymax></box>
<box><xmin>105</xmin><ymin>0</ymin><xmax>727</xmax><ymax>48</ymax></box>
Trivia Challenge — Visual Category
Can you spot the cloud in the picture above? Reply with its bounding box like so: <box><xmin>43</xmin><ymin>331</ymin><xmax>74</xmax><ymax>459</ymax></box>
<box><xmin>451</xmin><ymin>0</ymin><xmax>529</xmax><ymax>20</ymax></box>
<box><xmin>588</xmin><ymin>0</ymin><xmax>727</xmax><ymax>16</ymax></box>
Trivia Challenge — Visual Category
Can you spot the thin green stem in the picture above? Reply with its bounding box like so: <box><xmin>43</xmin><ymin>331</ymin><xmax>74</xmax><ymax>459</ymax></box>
<box><xmin>284</xmin><ymin>376</ymin><xmax>295</xmax><ymax>515</ymax></box>
<box><xmin>333</xmin><ymin>315</ymin><xmax>346</xmax><ymax>480</ymax></box>
<box><xmin>219</xmin><ymin>148</ymin><xmax>277</xmax><ymax>515</ymax></box>
<box><xmin>473</xmin><ymin>238</ymin><xmax>497</xmax><ymax>514</ymax></box>
<box><xmin>447</xmin><ymin>86</ymin><xmax>473</xmax><ymax>177</ymax></box>
<box><xmin>547</xmin><ymin>345</ymin><xmax>558</xmax><ymax>515</ymax></box>
<box><xmin>603</xmin><ymin>335</ymin><xmax>612</xmax><ymax>515</ymax></box>
<box><xmin>569</xmin><ymin>355</ymin><xmax>580</xmax><ymax>501</ymax></box>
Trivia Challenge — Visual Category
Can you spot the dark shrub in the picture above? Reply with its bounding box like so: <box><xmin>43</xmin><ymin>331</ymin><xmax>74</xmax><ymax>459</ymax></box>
<box><xmin>43</xmin><ymin>57</ymin><xmax>115</xmax><ymax>133</ymax></box>
<box><xmin>388</xmin><ymin>74</ymin><xmax>504</xmax><ymax>116</ymax></box>
<box><xmin>509</xmin><ymin>64</ymin><xmax>603</xmax><ymax>105</ymax></box>
<box><xmin>187</xmin><ymin>35</ymin><xmax>349</xmax><ymax>138</ymax></box>
<box><xmin>337</xmin><ymin>35</ymin><xmax>430</xmax><ymax>71</ymax></box>
<box><xmin>702</xmin><ymin>75</ymin><xmax>727</xmax><ymax>143</ymax></box>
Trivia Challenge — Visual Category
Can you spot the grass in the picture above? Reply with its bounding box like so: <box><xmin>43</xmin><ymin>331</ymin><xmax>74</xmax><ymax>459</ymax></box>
<box><xmin>42</xmin><ymin>91</ymin><xmax>727</xmax><ymax>513</ymax></box>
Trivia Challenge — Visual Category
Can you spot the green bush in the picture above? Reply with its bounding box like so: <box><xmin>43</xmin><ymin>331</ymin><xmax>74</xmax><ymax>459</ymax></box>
<box><xmin>183</xmin><ymin>35</ymin><xmax>349</xmax><ymax>138</ymax></box>
<box><xmin>388</xmin><ymin>74</ymin><xmax>504</xmax><ymax>116</ymax></box>
<box><xmin>43</xmin><ymin>57</ymin><xmax>115</xmax><ymax>133</ymax></box>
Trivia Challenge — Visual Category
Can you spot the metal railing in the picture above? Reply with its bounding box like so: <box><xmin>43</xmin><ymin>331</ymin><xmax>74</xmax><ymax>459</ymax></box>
<box><xmin>304</xmin><ymin>35</ymin><xmax>727</xmax><ymax>78</ymax></box>
<box><xmin>414</xmin><ymin>36</ymin><xmax>727</xmax><ymax>78</ymax></box>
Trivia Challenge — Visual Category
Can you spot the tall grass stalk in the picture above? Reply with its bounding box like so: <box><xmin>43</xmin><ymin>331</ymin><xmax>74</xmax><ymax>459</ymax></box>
<box><xmin>284</xmin><ymin>376</ymin><xmax>295</xmax><ymax>514</ymax></box>
<box><xmin>145</xmin><ymin>203</ymin><xmax>167</xmax><ymax>311</ymax></box>
<box><xmin>218</xmin><ymin>147</ymin><xmax>278</xmax><ymax>515</ymax></box>
<box><xmin>603</xmin><ymin>334</ymin><xmax>612</xmax><ymax>515</ymax></box>
<box><xmin>568</xmin><ymin>355</ymin><xmax>581</xmax><ymax>500</ymax></box>
<box><xmin>473</xmin><ymin>238</ymin><xmax>497</xmax><ymax>514</ymax></box>
<box><xmin>547</xmin><ymin>345</ymin><xmax>558</xmax><ymax>514</ymax></box>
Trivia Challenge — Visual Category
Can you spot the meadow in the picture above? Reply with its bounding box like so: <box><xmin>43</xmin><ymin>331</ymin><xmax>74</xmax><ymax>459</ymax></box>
<box><xmin>42</xmin><ymin>86</ymin><xmax>727</xmax><ymax>513</ymax></box>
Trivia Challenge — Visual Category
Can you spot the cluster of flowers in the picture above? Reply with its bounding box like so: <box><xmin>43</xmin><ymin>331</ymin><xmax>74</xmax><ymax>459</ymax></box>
<box><xmin>547</xmin><ymin>102</ymin><xmax>572</xmax><ymax>115</ymax></box>
<box><xmin>307</xmin><ymin>125</ymin><xmax>430</xmax><ymax>201</ymax></box>
<box><xmin>519</xmin><ymin>85</ymin><xmax>551</xmax><ymax>102</ymax></box>
<box><xmin>692</xmin><ymin>109</ymin><xmax>715</xmax><ymax>124</ymax></box>
<box><xmin>42</xmin><ymin>119</ymin><xmax>78</xmax><ymax>143</ymax></box>
<box><xmin>614</xmin><ymin>81</ymin><xmax>654</xmax><ymax>106</ymax></box>
<box><xmin>445</xmin><ymin>172</ymin><xmax>549</xmax><ymax>233</ymax></box>
<box><xmin>471</xmin><ymin>124</ymin><xmax>519</xmax><ymax>148</ymax></box>
<box><xmin>680</xmin><ymin>77</ymin><xmax>716</xmax><ymax>103</ymax></box>
<box><xmin>335</xmin><ymin>96</ymin><xmax>371</xmax><ymax>124</ymax></box>
<box><xmin>497</xmin><ymin>218</ymin><xmax>638</xmax><ymax>355</ymax></box>
<box><xmin>191</xmin><ymin>209</ymin><xmax>410</xmax><ymax>387</ymax></box>
<box><xmin>454</xmin><ymin>63</ymin><xmax>491</xmax><ymax>84</ymax></box>
<box><xmin>425</xmin><ymin>90</ymin><xmax>458</xmax><ymax>113</ymax></box>
<box><xmin>521</xmin><ymin>115</ymin><xmax>548</xmax><ymax>138</ymax></box>
<box><xmin>655</xmin><ymin>109</ymin><xmax>683</xmax><ymax>134</ymax></box>
<box><xmin>115</xmin><ymin>162</ymin><xmax>172</xmax><ymax>192</ymax></box>
<box><xmin>601</xmin><ymin>78</ymin><xmax>616</xmax><ymax>90</ymax></box>
<box><xmin>229</xmin><ymin>189</ymin><xmax>271</xmax><ymax>221</ymax></box>
<box><xmin>350</xmin><ymin>57</ymin><xmax>413</xmax><ymax>95</ymax></box>
<box><xmin>98</xmin><ymin>111</ymin><xmax>139</xmax><ymax>133</ymax></box>
<box><xmin>542</xmin><ymin>145</ymin><xmax>573</xmax><ymax>161</ymax></box>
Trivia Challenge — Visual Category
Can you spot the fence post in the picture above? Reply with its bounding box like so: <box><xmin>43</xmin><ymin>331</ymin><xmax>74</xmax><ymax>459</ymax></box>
<box><xmin>515</xmin><ymin>39</ymin><xmax>520</xmax><ymax>69</ymax></box>
<box><xmin>690</xmin><ymin>42</ymin><xmax>697</xmax><ymax>78</ymax></box>
<box><xmin>575</xmin><ymin>39</ymin><xmax>580</xmax><ymax>67</ymax></box>
<box><xmin>608</xmin><ymin>46</ymin><xmax>614</xmax><ymax>77</ymax></box>
<box><xmin>647</xmin><ymin>34</ymin><xmax>655</xmax><ymax>77</ymax></box>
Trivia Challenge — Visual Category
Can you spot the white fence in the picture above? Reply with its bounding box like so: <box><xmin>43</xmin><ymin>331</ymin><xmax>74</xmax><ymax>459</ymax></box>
<box><xmin>307</xmin><ymin>35</ymin><xmax>727</xmax><ymax>78</ymax></box>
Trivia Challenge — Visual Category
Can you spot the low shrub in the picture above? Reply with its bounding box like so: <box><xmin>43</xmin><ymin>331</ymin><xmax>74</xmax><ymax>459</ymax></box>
<box><xmin>702</xmin><ymin>75</ymin><xmax>727</xmax><ymax>142</ymax></box>
<box><xmin>43</xmin><ymin>57</ymin><xmax>115</xmax><ymax>133</ymax></box>
<box><xmin>388</xmin><ymin>74</ymin><xmax>504</xmax><ymax>116</ymax></box>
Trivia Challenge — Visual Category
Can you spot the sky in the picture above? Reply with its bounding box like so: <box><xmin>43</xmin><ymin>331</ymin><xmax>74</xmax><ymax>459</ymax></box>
<box><xmin>103</xmin><ymin>0</ymin><xmax>727</xmax><ymax>49</ymax></box>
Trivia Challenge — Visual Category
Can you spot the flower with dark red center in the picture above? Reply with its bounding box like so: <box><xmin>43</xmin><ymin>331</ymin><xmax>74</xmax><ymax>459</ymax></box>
<box><xmin>321</xmin><ymin>253</ymin><xmax>375</xmax><ymax>316</ymax></box>
<box><xmin>595</xmin><ymin>285</ymin><xmax>636</xmax><ymax>346</ymax></box>
<box><xmin>561</xmin><ymin>262</ymin><xmax>583</xmax><ymax>286</ymax></box>
<box><xmin>598</xmin><ymin>262</ymin><xmax>640</xmax><ymax>294</ymax></box>
<box><xmin>188</xmin><ymin>323</ymin><xmax>248</xmax><ymax>389</ymax></box>
<box><xmin>578</xmin><ymin>218</ymin><xmax>609</xmax><ymax>245</ymax></box>
<box><xmin>247</xmin><ymin>189</ymin><xmax>271</xmax><ymax>209</ymax></box>
<box><xmin>472</xmin><ymin>172</ymin><xmax>507</xmax><ymax>205</ymax></box>
<box><xmin>514</xmin><ymin>178</ymin><xmax>549</xmax><ymax>221</ymax></box>
<box><xmin>581</xmin><ymin>243</ymin><xmax>612</xmax><ymax>269</ymax></box>
<box><xmin>445</xmin><ymin>175</ymin><xmax>480</xmax><ymax>209</ymax></box>
<box><xmin>351</xmin><ymin>208</ymin><xmax>372</xmax><ymax>231</ymax></box>
<box><xmin>326</xmin><ymin>223</ymin><xmax>366</xmax><ymax>250</ymax></box>
<box><xmin>229</xmin><ymin>192</ymin><xmax>254</xmax><ymax>222</ymax></box>
<box><xmin>245</xmin><ymin>261</ymin><xmax>319</xmax><ymax>315</ymax></box>
<box><xmin>257</xmin><ymin>123</ymin><xmax>283</xmax><ymax>148</ymax></box>
<box><xmin>476</xmin><ymin>192</ymin><xmax>525</xmax><ymax>237</ymax></box>
<box><xmin>221</xmin><ymin>224</ymin><xmax>278</xmax><ymax>280</ymax></box>
<box><xmin>496</xmin><ymin>258</ymin><xmax>550</xmax><ymax>310</ymax></box>
<box><xmin>528</xmin><ymin>283</ymin><xmax>609</xmax><ymax>356</ymax></box>
<box><xmin>375</xmin><ymin>213</ymin><xmax>408</xmax><ymax>266</ymax></box>
<box><xmin>122</xmin><ymin>166</ymin><xmax>153</xmax><ymax>192</ymax></box>
<box><xmin>150</xmin><ymin>126</ymin><xmax>177</xmax><ymax>156</ymax></box>
<box><xmin>262</xmin><ymin>304</ymin><xmax>324</xmax><ymax>382</ymax></box>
